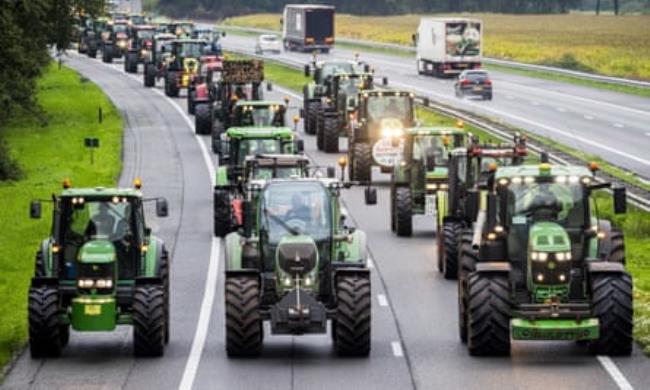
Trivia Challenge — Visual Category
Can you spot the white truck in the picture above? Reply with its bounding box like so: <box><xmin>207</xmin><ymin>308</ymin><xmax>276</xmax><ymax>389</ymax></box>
<box><xmin>413</xmin><ymin>18</ymin><xmax>482</xmax><ymax>77</ymax></box>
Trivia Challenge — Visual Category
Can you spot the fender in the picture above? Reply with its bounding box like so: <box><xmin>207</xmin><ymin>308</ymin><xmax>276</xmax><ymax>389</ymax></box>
<box><xmin>596</xmin><ymin>219</ymin><xmax>613</xmax><ymax>259</ymax></box>
<box><xmin>215</xmin><ymin>166</ymin><xmax>229</xmax><ymax>186</ymax></box>
<box><xmin>475</xmin><ymin>262</ymin><xmax>511</xmax><ymax>273</ymax></box>
<box><xmin>586</xmin><ymin>261</ymin><xmax>626</xmax><ymax>274</ymax></box>
<box><xmin>225</xmin><ymin>232</ymin><xmax>244</xmax><ymax>271</ymax></box>
<box><xmin>335</xmin><ymin>230</ymin><xmax>367</xmax><ymax>265</ymax></box>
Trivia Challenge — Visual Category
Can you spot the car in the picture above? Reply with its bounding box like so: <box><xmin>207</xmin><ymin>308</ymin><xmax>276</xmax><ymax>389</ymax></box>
<box><xmin>454</xmin><ymin>70</ymin><xmax>493</xmax><ymax>100</ymax></box>
<box><xmin>255</xmin><ymin>34</ymin><xmax>282</xmax><ymax>54</ymax></box>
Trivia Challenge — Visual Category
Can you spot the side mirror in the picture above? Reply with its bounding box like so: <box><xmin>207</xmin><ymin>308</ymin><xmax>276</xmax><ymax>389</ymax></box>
<box><xmin>613</xmin><ymin>187</ymin><xmax>627</xmax><ymax>214</ymax></box>
<box><xmin>145</xmin><ymin>227</ymin><xmax>152</xmax><ymax>236</ymax></box>
<box><xmin>364</xmin><ymin>187</ymin><xmax>377</xmax><ymax>205</ymax></box>
<box><xmin>363</xmin><ymin>63</ymin><xmax>370</xmax><ymax>73</ymax></box>
<box><xmin>30</xmin><ymin>201</ymin><xmax>42</xmax><ymax>219</ymax></box>
<box><xmin>156</xmin><ymin>198</ymin><xmax>169</xmax><ymax>217</ymax></box>
<box><xmin>266</xmin><ymin>82</ymin><xmax>273</xmax><ymax>92</ymax></box>
<box><xmin>294</xmin><ymin>139</ymin><xmax>304</xmax><ymax>153</ymax></box>
<box><xmin>465</xmin><ymin>189</ymin><xmax>479</xmax><ymax>223</ymax></box>
<box><xmin>382</xmin><ymin>77</ymin><xmax>388</xmax><ymax>86</ymax></box>
<box><xmin>304</xmin><ymin>64</ymin><xmax>310</xmax><ymax>77</ymax></box>
<box><xmin>326</xmin><ymin>166</ymin><xmax>336</xmax><ymax>178</ymax></box>
<box><xmin>222</xmin><ymin>31</ymin><xmax>226</xmax><ymax>37</ymax></box>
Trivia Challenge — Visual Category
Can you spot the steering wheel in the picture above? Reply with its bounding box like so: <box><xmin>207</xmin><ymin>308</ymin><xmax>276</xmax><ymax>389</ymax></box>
<box><xmin>286</xmin><ymin>218</ymin><xmax>307</xmax><ymax>234</ymax></box>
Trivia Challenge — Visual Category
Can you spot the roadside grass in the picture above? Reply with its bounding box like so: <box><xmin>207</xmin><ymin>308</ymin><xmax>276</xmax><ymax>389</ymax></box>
<box><xmin>245</xmin><ymin>55</ymin><xmax>650</xmax><ymax>353</ymax></box>
<box><xmin>0</xmin><ymin>63</ymin><xmax>122</xmax><ymax>375</ymax></box>
<box><xmin>224</xmin><ymin>13</ymin><xmax>650</xmax><ymax>81</ymax></box>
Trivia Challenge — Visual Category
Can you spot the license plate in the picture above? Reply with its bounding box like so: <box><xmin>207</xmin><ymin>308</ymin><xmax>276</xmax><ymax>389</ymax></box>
<box><xmin>425</xmin><ymin>195</ymin><xmax>436</xmax><ymax>216</ymax></box>
<box><xmin>474</xmin><ymin>86</ymin><xmax>483</xmax><ymax>92</ymax></box>
<box><xmin>84</xmin><ymin>304</ymin><xmax>102</xmax><ymax>316</ymax></box>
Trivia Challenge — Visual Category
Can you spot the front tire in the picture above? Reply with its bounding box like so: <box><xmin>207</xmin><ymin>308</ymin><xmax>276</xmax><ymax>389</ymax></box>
<box><xmin>467</xmin><ymin>272</ymin><xmax>511</xmax><ymax>356</ymax></box>
<box><xmin>133</xmin><ymin>285</ymin><xmax>166</xmax><ymax>357</ymax></box>
<box><xmin>195</xmin><ymin>103</ymin><xmax>213</xmax><ymax>135</ymax></box>
<box><xmin>214</xmin><ymin>189</ymin><xmax>233</xmax><ymax>237</ymax></box>
<box><xmin>588</xmin><ymin>273</ymin><xmax>633</xmax><ymax>356</ymax></box>
<box><xmin>225</xmin><ymin>276</ymin><xmax>263</xmax><ymax>357</ymax></box>
<box><xmin>395</xmin><ymin>187</ymin><xmax>413</xmax><ymax>237</ymax></box>
<box><xmin>441</xmin><ymin>221</ymin><xmax>463</xmax><ymax>279</ymax></box>
<box><xmin>144</xmin><ymin>64</ymin><xmax>156</xmax><ymax>87</ymax></box>
<box><xmin>305</xmin><ymin>101</ymin><xmax>319</xmax><ymax>135</ymax></box>
<box><xmin>457</xmin><ymin>232</ymin><xmax>477</xmax><ymax>343</ymax></box>
<box><xmin>165</xmin><ymin>71</ymin><xmax>179</xmax><ymax>97</ymax></box>
<box><xmin>28</xmin><ymin>286</ymin><xmax>63</xmax><ymax>358</ymax></box>
<box><xmin>322</xmin><ymin>115</ymin><xmax>339</xmax><ymax>153</ymax></box>
<box><xmin>349</xmin><ymin>142</ymin><xmax>372</xmax><ymax>182</ymax></box>
<box><xmin>334</xmin><ymin>274</ymin><xmax>371</xmax><ymax>356</ymax></box>
<box><xmin>102</xmin><ymin>45</ymin><xmax>113</xmax><ymax>63</ymax></box>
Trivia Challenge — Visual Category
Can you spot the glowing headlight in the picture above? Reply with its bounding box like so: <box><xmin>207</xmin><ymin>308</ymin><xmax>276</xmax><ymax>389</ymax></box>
<box><xmin>95</xmin><ymin>279</ymin><xmax>113</xmax><ymax>288</ymax></box>
<box><xmin>381</xmin><ymin>127</ymin><xmax>403</xmax><ymax>138</ymax></box>
<box><xmin>554</xmin><ymin>251</ymin><xmax>572</xmax><ymax>261</ymax></box>
<box><xmin>78</xmin><ymin>279</ymin><xmax>94</xmax><ymax>288</ymax></box>
<box><xmin>117</xmin><ymin>40</ymin><xmax>127</xmax><ymax>48</ymax></box>
<box><xmin>426</xmin><ymin>183</ymin><xmax>438</xmax><ymax>191</ymax></box>
<box><xmin>141</xmin><ymin>49</ymin><xmax>149</xmax><ymax>56</ymax></box>
<box><xmin>439</xmin><ymin>183</ymin><xmax>449</xmax><ymax>190</ymax></box>
<box><xmin>303</xmin><ymin>276</ymin><xmax>313</xmax><ymax>286</ymax></box>
<box><xmin>283</xmin><ymin>276</ymin><xmax>292</xmax><ymax>286</ymax></box>
<box><xmin>531</xmin><ymin>251</ymin><xmax>548</xmax><ymax>262</ymax></box>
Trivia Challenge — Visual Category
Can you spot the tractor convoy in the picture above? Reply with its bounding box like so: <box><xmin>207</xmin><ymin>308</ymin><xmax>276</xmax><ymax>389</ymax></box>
<box><xmin>29</xmin><ymin>10</ymin><xmax>635</xmax><ymax>362</ymax></box>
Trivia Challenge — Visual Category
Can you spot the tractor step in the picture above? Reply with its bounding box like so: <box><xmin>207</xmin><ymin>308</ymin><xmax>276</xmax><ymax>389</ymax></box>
<box><xmin>511</xmin><ymin>318</ymin><xmax>599</xmax><ymax>341</ymax></box>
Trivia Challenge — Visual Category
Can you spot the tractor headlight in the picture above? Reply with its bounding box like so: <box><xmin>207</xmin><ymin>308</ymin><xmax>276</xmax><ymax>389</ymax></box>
<box><xmin>95</xmin><ymin>279</ymin><xmax>113</xmax><ymax>289</ymax></box>
<box><xmin>426</xmin><ymin>183</ymin><xmax>438</xmax><ymax>191</ymax></box>
<box><xmin>303</xmin><ymin>275</ymin><xmax>313</xmax><ymax>286</ymax></box>
<box><xmin>117</xmin><ymin>40</ymin><xmax>127</xmax><ymax>48</ymax></box>
<box><xmin>381</xmin><ymin>127</ymin><xmax>403</xmax><ymax>138</ymax></box>
<box><xmin>555</xmin><ymin>251</ymin><xmax>572</xmax><ymax>261</ymax></box>
<box><xmin>531</xmin><ymin>251</ymin><xmax>548</xmax><ymax>262</ymax></box>
<box><xmin>283</xmin><ymin>276</ymin><xmax>293</xmax><ymax>287</ymax></box>
<box><xmin>78</xmin><ymin>279</ymin><xmax>94</xmax><ymax>288</ymax></box>
<box><xmin>439</xmin><ymin>183</ymin><xmax>448</xmax><ymax>190</ymax></box>
<box><xmin>141</xmin><ymin>49</ymin><xmax>149</xmax><ymax>56</ymax></box>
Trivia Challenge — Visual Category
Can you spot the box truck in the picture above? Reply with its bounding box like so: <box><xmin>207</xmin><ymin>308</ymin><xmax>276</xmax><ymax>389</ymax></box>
<box><xmin>414</xmin><ymin>18</ymin><xmax>482</xmax><ymax>77</ymax></box>
<box><xmin>282</xmin><ymin>4</ymin><xmax>335</xmax><ymax>53</ymax></box>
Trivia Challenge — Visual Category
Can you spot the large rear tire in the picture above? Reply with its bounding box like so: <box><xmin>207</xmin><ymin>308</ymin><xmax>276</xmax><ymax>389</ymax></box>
<box><xmin>133</xmin><ymin>285</ymin><xmax>166</xmax><ymax>357</ymax></box>
<box><xmin>144</xmin><ymin>64</ymin><xmax>156</xmax><ymax>87</ymax></box>
<box><xmin>395</xmin><ymin>187</ymin><xmax>413</xmax><ymax>237</ymax></box>
<box><xmin>305</xmin><ymin>101</ymin><xmax>319</xmax><ymax>135</ymax></box>
<box><xmin>588</xmin><ymin>273</ymin><xmax>633</xmax><ymax>356</ymax></box>
<box><xmin>160</xmin><ymin>248</ymin><xmax>171</xmax><ymax>344</ymax></box>
<box><xmin>607</xmin><ymin>229</ymin><xmax>626</xmax><ymax>265</ymax></box>
<box><xmin>334</xmin><ymin>274</ymin><xmax>371</xmax><ymax>356</ymax></box>
<box><xmin>316</xmin><ymin>110</ymin><xmax>325</xmax><ymax>150</ymax></box>
<box><xmin>211</xmin><ymin>119</ymin><xmax>225</xmax><ymax>154</ymax></box>
<box><xmin>457</xmin><ymin>232</ymin><xmax>477</xmax><ymax>344</ymax></box>
<box><xmin>467</xmin><ymin>272</ymin><xmax>511</xmax><ymax>356</ymax></box>
<box><xmin>322</xmin><ymin>116</ymin><xmax>339</xmax><ymax>153</ymax></box>
<box><xmin>125</xmin><ymin>52</ymin><xmax>138</xmax><ymax>73</ymax></box>
<box><xmin>442</xmin><ymin>221</ymin><xmax>463</xmax><ymax>279</ymax></box>
<box><xmin>102</xmin><ymin>45</ymin><xmax>113</xmax><ymax>63</ymax></box>
<box><xmin>225</xmin><ymin>276</ymin><xmax>263</xmax><ymax>357</ymax></box>
<box><xmin>214</xmin><ymin>189</ymin><xmax>233</xmax><ymax>237</ymax></box>
<box><xmin>28</xmin><ymin>286</ymin><xmax>63</xmax><ymax>358</ymax></box>
<box><xmin>350</xmin><ymin>142</ymin><xmax>372</xmax><ymax>182</ymax></box>
<box><xmin>195</xmin><ymin>104</ymin><xmax>213</xmax><ymax>135</ymax></box>
<box><xmin>187</xmin><ymin>88</ymin><xmax>196</xmax><ymax>115</ymax></box>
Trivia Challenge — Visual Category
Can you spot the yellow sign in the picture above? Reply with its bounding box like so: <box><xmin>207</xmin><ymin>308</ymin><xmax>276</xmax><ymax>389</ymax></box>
<box><xmin>84</xmin><ymin>304</ymin><xmax>102</xmax><ymax>316</ymax></box>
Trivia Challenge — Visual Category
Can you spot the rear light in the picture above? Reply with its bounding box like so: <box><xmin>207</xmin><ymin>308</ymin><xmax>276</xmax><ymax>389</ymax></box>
<box><xmin>474</xmin><ymin>64</ymin><xmax>482</xmax><ymax>69</ymax></box>
<box><xmin>462</xmin><ymin>79</ymin><xmax>471</xmax><ymax>86</ymax></box>
<box><xmin>484</xmin><ymin>79</ymin><xmax>492</xmax><ymax>85</ymax></box>
<box><xmin>325</xmin><ymin>37</ymin><xmax>334</xmax><ymax>44</ymax></box>
<box><xmin>305</xmin><ymin>37</ymin><xmax>315</xmax><ymax>44</ymax></box>
<box><xmin>444</xmin><ymin>64</ymin><xmax>451</xmax><ymax>70</ymax></box>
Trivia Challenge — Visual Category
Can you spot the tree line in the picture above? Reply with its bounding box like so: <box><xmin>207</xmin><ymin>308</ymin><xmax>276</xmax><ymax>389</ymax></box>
<box><xmin>157</xmin><ymin>0</ymin><xmax>649</xmax><ymax>18</ymax></box>
<box><xmin>0</xmin><ymin>0</ymin><xmax>105</xmax><ymax>180</ymax></box>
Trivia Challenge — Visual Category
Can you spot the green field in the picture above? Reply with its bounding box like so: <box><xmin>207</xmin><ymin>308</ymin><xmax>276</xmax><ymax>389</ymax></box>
<box><xmin>0</xmin><ymin>63</ymin><xmax>122</xmax><ymax>373</ymax></box>
<box><xmin>257</xmin><ymin>56</ymin><xmax>650</xmax><ymax>353</ymax></box>
<box><xmin>224</xmin><ymin>13</ymin><xmax>650</xmax><ymax>81</ymax></box>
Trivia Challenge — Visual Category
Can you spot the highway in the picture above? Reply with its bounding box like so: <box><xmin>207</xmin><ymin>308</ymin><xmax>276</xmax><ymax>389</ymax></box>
<box><xmin>1</xmin><ymin>39</ymin><xmax>649</xmax><ymax>389</ymax></box>
<box><xmin>221</xmin><ymin>33</ymin><xmax>650</xmax><ymax>180</ymax></box>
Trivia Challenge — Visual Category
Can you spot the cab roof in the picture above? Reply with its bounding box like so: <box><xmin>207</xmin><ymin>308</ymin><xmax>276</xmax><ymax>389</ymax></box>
<box><xmin>60</xmin><ymin>187</ymin><xmax>142</xmax><ymax>198</ymax></box>
<box><xmin>172</xmin><ymin>39</ymin><xmax>205</xmax><ymax>44</ymax></box>
<box><xmin>226</xmin><ymin>127</ymin><xmax>294</xmax><ymax>139</ymax></box>
<box><xmin>495</xmin><ymin>164</ymin><xmax>592</xmax><ymax>179</ymax></box>
<box><xmin>245</xmin><ymin>154</ymin><xmax>309</xmax><ymax>165</ymax></box>
<box><xmin>235</xmin><ymin>100</ymin><xmax>285</xmax><ymax>108</ymax></box>
<box><xmin>361</xmin><ymin>90</ymin><xmax>413</xmax><ymax>97</ymax></box>
<box><xmin>406</xmin><ymin>127</ymin><xmax>466</xmax><ymax>136</ymax></box>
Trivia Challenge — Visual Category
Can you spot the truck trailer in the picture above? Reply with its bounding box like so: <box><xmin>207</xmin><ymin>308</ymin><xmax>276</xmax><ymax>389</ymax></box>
<box><xmin>414</xmin><ymin>18</ymin><xmax>482</xmax><ymax>77</ymax></box>
<box><xmin>282</xmin><ymin>4</ymin><xmax>335</xmax><ymax>53</ymax></box>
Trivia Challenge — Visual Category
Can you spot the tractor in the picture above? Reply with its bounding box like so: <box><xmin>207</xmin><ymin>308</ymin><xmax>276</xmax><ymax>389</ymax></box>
<box><xmin>27</xmin><ymin>179</ymin><xmax>171</xmax><ymax>357</ymax></box>
<box><xmin>213</xmin><ymin>127</ymin><xmax>304</xmax><ymax>237</ymax></box>
<box><xmin>457</xmin><ymin>162</ymin><xmax>632</xmax><ymax>356</ymax></box>
<box><xmin>187</xmin><ymin>55</ymin><xmax>223</xmax><ymax>115</ymax></box>
<box><xmin>85</xmin><ymin>17</ymin><xmax>110</xmax><ymax>59</ymax></box>
<box><xmin>389</xmin><ymin>126</ymin><xmax>467</xmax><ymax>237</ymax></box>
<box><xmin>438</xmin><ymin>134</ymin><xmax>528</xmax><ymax>279</ymax></box>
<box><xmin>348</xmin><ymin>90</ymin><xmax>416</xmax><ymax>181</ymax></box>
<box><xmin>143</xmin><ymin>33</ymin><xmax>176</xmax><ymax>88</ymax></box>
<box><xmin>223</xmin><ymin>175</ymin><xmax>376</xmax><ymax>356</ymax></box>
<box><xmin>302</xmin><ymin>59</ymin><xmax>368</xmax><ymax>136</ymax></box>
<box><xmin>169</xmin><ymin>21</ymin><xmax>195</xmax><ymax>38</ymax></box>
<box><xmin>102</xmin><ymin>20</ymin><xmax>130</xmax><ymax>63</ymax></box>
<box><xmin>124</xmin><ymin>25</ymin><xmax>156</xmax><ymax>73</ymax></box>
<box><xmin>163</xmin><ymin>39</ymin><xmax>205</xmax><ymax>97</ymax></box>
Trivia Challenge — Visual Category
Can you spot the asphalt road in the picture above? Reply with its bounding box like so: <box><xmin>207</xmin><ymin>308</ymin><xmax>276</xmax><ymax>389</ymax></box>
<box><xmin>3</xmin><ymin>50</ymin><xmax>650</xmax><ymax>389</ymax></box>
<box><xmin>221</xmin><ymin>34</ymin><xmax>650</xmax><ymax>180</ymax></box>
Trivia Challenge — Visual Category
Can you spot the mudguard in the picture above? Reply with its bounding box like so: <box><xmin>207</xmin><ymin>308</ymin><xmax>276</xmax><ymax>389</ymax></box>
<box><xmin>475</xmin><ymin>262</ymin><xmax>511</xmax><ymax>273</ymax></box>
<box><xmin>143</xmin><ymin>236</ymin><xmax>163</xmax><ymax>277</ymax></box>
<box><xmin>335</xmin><ymin>230</ymin><xmax>367</xmax><ymax>265</ymax></box>
<box><xmin>224</xmin><ymin>232</ymin><xmax>244</xmax><ymax>271</ymax></box>
<box><xmin>596</xmin><ymin>219</ymin><xmax>613</xmax><ymax>259</ymax></box>
<box><xmin>587</xmin><ymin>261</ymin><xmax>626</xmax><ymax>274</ymax></box>
<box><xmin>215</xmin><ymin>166</ymin><xmax>229</xmax><ymax>186</ymax></box>
<box><xmin>39</xmin><ymin>238</ymin><xmax>53</xmax><ymax>276</ymax></box>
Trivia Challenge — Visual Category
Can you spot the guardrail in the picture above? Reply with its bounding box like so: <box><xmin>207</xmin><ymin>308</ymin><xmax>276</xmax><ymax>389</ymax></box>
<box><xmin>217</xmin><ymin>24</ymin><xmax>650</xmax><ymax>89</ymax></box>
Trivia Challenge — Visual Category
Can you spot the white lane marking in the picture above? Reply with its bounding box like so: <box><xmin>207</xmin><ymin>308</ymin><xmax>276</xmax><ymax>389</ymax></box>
<box><xmin>178</xmin><ymin>238</ymin><xmax>220</xmax><ymax>390</ymax></box>
<box><xmin>391</xmin><ymin>341</ymin><xmax>404</xmax><ymax>357</ymax></box>
<box><xmin>597</xmin><ymin>356</ymin><xmax>634</xmax><ymax>390</ymax></box>
<box><xmin>584</xmin><ymin>115</ymin><xmax>594</xmax><ymax>120</ymax></box>
<box><xmin>377</xmin><ymin>294</ymin><xmax>388</xmax><ymax>307</ymax></box>
<box><xmin>613</xmin><ymin>123</ymin><xmax>625</xmax><ymax>128</ymax></box>
<box><xmin>556</xmin><ymin>107</ymin><xmax>567</xmax><ymax>112</ymax></box>
<box><xmin>367</xmin><ymin>257</ymin><xmax>375</xmax><ymax>269</ymax></box>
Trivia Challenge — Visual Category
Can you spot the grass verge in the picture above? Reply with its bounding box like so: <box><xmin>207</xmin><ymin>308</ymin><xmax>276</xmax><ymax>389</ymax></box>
<box><xmin>0</xmin><ymin>62</ymin><xmax>122</xmax><ymax>376</ymax></box>
<box><xmin>243</xmin><ymin>54</ymin><xmax>650</xmax><ymax>353</ymax></box>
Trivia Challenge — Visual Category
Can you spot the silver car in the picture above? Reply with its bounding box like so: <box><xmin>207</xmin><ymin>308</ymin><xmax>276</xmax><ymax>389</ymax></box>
<box><xmin>255</xmin><ymin>34</ymin><xmax>282</xmax><ymax>55</ymax></box>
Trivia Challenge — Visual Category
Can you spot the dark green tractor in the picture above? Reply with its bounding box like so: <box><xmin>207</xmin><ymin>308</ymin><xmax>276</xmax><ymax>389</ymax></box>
<box><xmin>143</xmin><ymin>33</ymin><xmax>176</xmax><ymax>88</ymax></box>
<box><xmin>457</xmin><ymin>163</ymin><xmax>632</xmax><ymax>356</ymax></box>
<box><xmin>86</xmin><ymin>17</ymin><xmax>110</xmax><ymax>59</ymax></box>
<box><xmin>213</xmin><ymin>127</ymin><xmax>304</xmax><ymax>237</ymax></box>
<box><xmin>348</xmin><ymin>90</ymin><xmax>416</xmax><ymax>181</ymax></box>
<box><xmin>124</xmin><ymin>25</ymin><xmax>156</xmax><ymax>73</ymax></box>
<box><xmin>390</xmin><ymin>127</ymin><xmax>467</xmax><ymax>237</ymax></box>
<box><xmin>163</xmin><ymin>39</ymin><xmax>204</xmax><ymax>97</ymax></box>
<box><xmin>315</xmin><ymin>72</ymin><xmax>375</xmax><ymax>153</ymax></box>
<box><xmin>102</xmin><ymin>21</ymin><xmax>130</xmax><ymax>63</ymax></box>
<box><xmin>224</xmin><ymin>177</ymin><xmax>376</xmax><ymax>356</ymax></box>
<box><xmin>302</xmin><ymin>59</ymin><xmax>368</xmax><ymax>136</ymax></box>
<box><xmin>28</xmin><ymin>180</ymin><xmax>171</xmax><ymax>357</ymax></box>
<box><xmin>438</xmin><ymin>135</ymin><xmax>528</xmax><ymax>279</ymax></box>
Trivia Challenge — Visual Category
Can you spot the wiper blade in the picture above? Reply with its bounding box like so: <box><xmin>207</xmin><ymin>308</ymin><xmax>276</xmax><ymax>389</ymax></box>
<box><xmin>263</xmin><ymin>206</ymin><xmax>300</xmax><ymax>236</ymax></box>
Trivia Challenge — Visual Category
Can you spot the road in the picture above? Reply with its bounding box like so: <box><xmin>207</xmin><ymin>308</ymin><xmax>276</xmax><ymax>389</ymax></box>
<box><xmin>221</xmin><ymin>34</ymin><xmax>650</xmax><ymax>180</ymax></box>
<box><xmin>3</xmin><ymin>51</ymin><xmax>650</xmax><ymax>390</ymax></box>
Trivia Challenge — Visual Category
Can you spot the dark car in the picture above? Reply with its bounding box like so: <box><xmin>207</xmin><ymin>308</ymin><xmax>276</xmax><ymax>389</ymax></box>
<box><xmin>454</xmin><ymin>70</ymin><xmax>492</xmax><ymax>100</ymax></box>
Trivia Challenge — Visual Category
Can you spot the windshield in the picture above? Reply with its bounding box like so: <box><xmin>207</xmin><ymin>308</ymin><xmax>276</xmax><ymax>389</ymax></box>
<box><xmin>321</xmin><ymin>62</ymin><xmax>358</xmax><ymax>79</ymax></box>
<box><xmin>236</xmin><ymin>139</ymin><xmax>286</xmax><ymax>164</ymax></box>
<box><xmin>338</xmin><ymin>76</ymin><xmax>364</xmax><ymax>96</ymax></box>
<box><xmin>136</xmin><ymin>29</ymin><xmax>155</xmax><ymax>40</ymax></box>
<box><xmin>260</xmin><ymin>181</ymin><xmax>331</xmax><ymax>244</ymax></box>
<box><xmin>175</xmin><ymin>24</ymin><xmax>194</xmax><ymax>36</ymax></box>
<box><xmin>238</xmin><ymin>106</ymin><xmax>284</xmax><ymax>127</ymax></box>
<box><xmin>367</xmin><ymin>95</ymin><xmax>411</xmax><ymax>123</ymax></box>
<box><xmin>503</xmin><ymin>181</ymin><xmax>586</xmax><ymax>227</ymax></box>
<box><xmin>412</xmin><ymin>136</ymin><xmax>448</xmax><ymax>166</ymax></box>
<box><xmin>113</xmin><ymin>24</ymin><xmax>128</xmax><ymax>33</ymax></box>
<box><xmin>156</xmin><ymin>39</ymin><xmax>173</xmax><ymax>52</ymax></box>
<box><xmin>131</xmin><ymin>16</ymin><xmax>146</xmax><ymax>25</ymax></box>
<box><xmin>253</xmin><ymin>166</ymin><xmax>304</xmax><ymax>180</ymax></box>
<box><xmin>177</xmin><ymin>42</ymin><xmax>203</xmax><ymax>58</ymax></box>
<box><xmin>465</xmin><ymin>72</ymin><xmax>489</xmax><ymax>82</ymax></box>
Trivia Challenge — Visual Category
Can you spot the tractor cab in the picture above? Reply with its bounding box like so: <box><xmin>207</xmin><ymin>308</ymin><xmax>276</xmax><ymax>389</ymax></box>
<box><xmin>244</xmin><ymin>154</ymin><xmax>311</xmax><ymax>182</ymax></box>
<box><xmin>219</xmin><ymin>127</ymin><xmax>301</xmax><ymax>169</ymax></box>
<box><xmin>129</xmin><ymin>14</ymin><xmax>148</xmax><ymax>26</ymax></box>
<box><xmin>325</xmin><ymin>72</ymin><xmax>373</xmax><ymax>112</ymax></box>
<box><xmin>162</xmin><ymin>39</ymin><xmax>205</xmax><ymax>96</ymax></box>
<box><xmin>171</xmin><ymin>21</ymin><xmax>195</xmax><ymax>38</ymax></box>
<box><xmin>233</xmin><ymin>101</ymin><xmax>287</xmax><ymax>128</ymax></box>
<box><xmin>305</xmin><ymin>59</ymin><xmax>368</xmax><ymax>85</ymax></box>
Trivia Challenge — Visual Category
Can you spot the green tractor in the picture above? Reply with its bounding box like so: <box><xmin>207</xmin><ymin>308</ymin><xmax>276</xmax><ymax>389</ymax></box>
<box><xmin>390</xmin><ymin>126</ymin><xmax>467</xmax><ymax>237</ymax></box>
<box><xmin>102</xmin><ymin>20</ymin><xmax>130</xmax><ymax>63</ymax></box>
<box><xmin>314</xmin><ymin>72</ymin><xmax>376</xmax><ymax>153</ymax></box>
<box><xmin>213</xmin><ymin>127</ymin><xmax>305</xmax><ymax>237</ymax></box>
<box><xmin>223</xmin><ymin>176</ymin><xmax>377</xmax><ymax>356</ymax></box>
<box><xmin>163</xmin><ymin>39</ymin><xmax>204</xmax><ymax>97</ymax></box>
<box><xmin>438</xmin><ymin>135</ymin><xmax>528</xmax><ymax>279</ymax></box>
<box><xmin>27</xmin><ymin>180</ymin><xmax>171</xmax><ymax>357</ymax></box>
<box><xmin>457</xmin><ymin>162</ymin><xmax>632</xmax><ymax>356</ymax></box>
<box><xmin>348</xmin><ymin>90</ymin><xmax>416</xmax><ymax>181</ymax></box>
<box><xmin>143</xmin><ymin>33</ymin><xmax>176</xmax><ymax>88</ymax></box>
<box><xmin>124</xmin><ymin>25</ymin><xmax>156</xmax><ymax>74</ymax></box>
<box><xmin>302</xmin><ymin>59</ymin><xmax>369</xmax><ymax>136</ymax></box>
